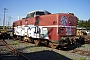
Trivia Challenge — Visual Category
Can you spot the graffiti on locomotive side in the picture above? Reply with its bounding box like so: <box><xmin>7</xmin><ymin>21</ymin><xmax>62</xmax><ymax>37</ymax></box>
<box><xmin>28</xmin><ymin>26</ymin><xmax>41</xmax><ymax>34</ymax></box>
<box><xmin>66</xmin><ymin>27</ymin><xmax>72</xmax><ymax>35</ymax></box>
<box><xmin>66</xmin><ymin>27</ymin><xmax>75</xmax><ymax>35</ymax></box>
<box><xmin>19</xmin><ymin>26</ymin><xmax>41</xmax><ymax>37</ymax></box>
<box><xmin>60</xmin><ymin>16</ymin><xmax>68</xmax><ymax>26</ymax></box>
<box><xmin>69</xmin><ymin>16</ymin><xmax>75</xmax><ymax>25</ymax></box>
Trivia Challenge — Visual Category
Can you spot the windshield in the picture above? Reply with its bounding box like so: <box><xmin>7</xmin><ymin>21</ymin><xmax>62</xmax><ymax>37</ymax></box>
<box><xmin>36</xmin><ymin>11</ymin><xmax>45</xmax><ymax>16</ymax></box>
<box><xmin>46</xmin><ymin>11</ymin><xmax>51</xmax><ymax>14</ymax></box>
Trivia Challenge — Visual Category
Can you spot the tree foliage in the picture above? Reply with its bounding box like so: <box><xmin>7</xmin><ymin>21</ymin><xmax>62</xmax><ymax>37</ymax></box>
<box><xmin>69</xmin><ymin>13</ymin><xmax>74</xmax><ymax>15</ymax></box>
<box><xmin>78</xmin><ymin>19</ymin><xmax>90</xmax><ymax>30</ymax></box>
<box><xmin>71</xmin><ymin>12</ymin><xmax>90</xmax><ymax>30</ymax></box>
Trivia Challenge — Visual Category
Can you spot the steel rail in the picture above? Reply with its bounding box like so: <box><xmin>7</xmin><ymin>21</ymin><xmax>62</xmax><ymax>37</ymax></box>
<box><xmin>2</xmin><ymin>39</ymin><xmax>30</xmax><ymax>60</ymax></box>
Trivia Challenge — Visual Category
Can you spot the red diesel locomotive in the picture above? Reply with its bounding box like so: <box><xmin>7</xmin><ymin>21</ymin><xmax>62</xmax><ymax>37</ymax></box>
<box><xmin>13</xmin><ymin>10</ymin><xmax>77</xmax><ymax>48</ymax></box>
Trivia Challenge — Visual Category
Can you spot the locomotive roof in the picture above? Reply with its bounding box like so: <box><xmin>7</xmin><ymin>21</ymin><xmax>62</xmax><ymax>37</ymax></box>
<box><xmin>27</xmin><ymin>10</ymin><xmax>49</xmax><ymax>14</ymax></box>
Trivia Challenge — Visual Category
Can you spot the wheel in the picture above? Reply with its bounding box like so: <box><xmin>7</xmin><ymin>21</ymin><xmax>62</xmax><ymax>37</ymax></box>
<box><xmin>49</xmin><ymin>42</ymin><xmax>58</xmax><ymax>49</ymax></box>
<box><xmin>23</xmin><ymin>36</ymin><xmax>29</xmax><ymax>42</ymax></box>
<box><xmin>19</xmin><ymin>36</ymin><xmax>24</xmax><ymax>43</ymax></box>
<box><xmin>34</xmin><ymin>39</ymin><xmax>41</xmax><ymax>46</ymax></box>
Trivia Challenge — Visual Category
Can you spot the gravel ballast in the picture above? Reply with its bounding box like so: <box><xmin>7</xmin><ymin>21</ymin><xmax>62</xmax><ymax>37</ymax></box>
<box><xmin>4</xmin><ymin>39</ymin><xmax>90</xmax><ymax>60</ymax></box>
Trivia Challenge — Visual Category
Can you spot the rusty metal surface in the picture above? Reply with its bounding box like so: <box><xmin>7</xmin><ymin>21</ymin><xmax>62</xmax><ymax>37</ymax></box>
<box><xmin>82</xmin><ymin>35</ymin><xmax>90</xmax><ymax>44</ymax></box>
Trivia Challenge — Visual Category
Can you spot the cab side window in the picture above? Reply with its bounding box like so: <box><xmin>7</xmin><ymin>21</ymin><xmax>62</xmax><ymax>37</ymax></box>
<box><xmin>36</xmin><ymin>11</ymin><xmax>45</xmax><ymax>16</ymax></box>
<box><xmin>46</xmin><ymin>11</ymin><xmax>51</xmax><ymax>14</ymax></box>
<box><xmin>26</xmin><ymin>12</ymin><xmax>35</xmax><ymax>18</ymax></box>
<box><xmin>30</xmin><ymin>12</ymin><xmax>35</xmax><ymax>18</ymax></box>
<box><xmin>26</xmin><ymin>14</ymin><xmax>30</xmax><ymax>18</ymax></box>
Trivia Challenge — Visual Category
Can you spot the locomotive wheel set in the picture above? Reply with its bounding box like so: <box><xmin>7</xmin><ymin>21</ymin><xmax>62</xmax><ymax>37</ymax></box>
<box><xmin>13</xmin><ymin>10</ymin><xmax>83</xmax><ymax>49</ymax></box>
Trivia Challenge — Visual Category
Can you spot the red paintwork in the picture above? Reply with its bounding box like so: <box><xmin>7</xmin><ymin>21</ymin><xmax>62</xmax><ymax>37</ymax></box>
<box><xmin>27</xmin><ymin>17</ymin><xmax>36</xmax><ymax>25</ymax></box>
<box><xmin>22</xmin><ymin>19</ymin><xmax>27</xmax><ymax>25</ymax></box>
<box><xmin>58</xmin><ymin>27</ymin><xmax>66</xmax><ymax>36</ymax></box>
<box><xmin>38</xmin><ymin>14</ymin><xmax>76</xmax><ymax>41</ymax></box>
<box><xmin>68</xmin><ymin>15</ymin><xmax>76</xmax><ymax>26</ymax></box>
<box><xmin>13</xmin><ymin>21</ymin><xmax>17</xmax><ymax>27</ymax></box>
<box><xmin>13</xmin><ymin>20</ymin><xmax>22</xmax><ymax>26</ymax></box>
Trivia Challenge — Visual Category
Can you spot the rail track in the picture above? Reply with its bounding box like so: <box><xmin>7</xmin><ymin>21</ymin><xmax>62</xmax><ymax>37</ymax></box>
<box><xmin>72</xmin><ymin>49</ymin><xmax>90</xmax><ymax>56</ymax></box>
<box><xmin>1</xmin><ymin>39</ymin><xmax>30</xmax><ymax>60</ymax></box>
<box><xmin>19</xmin><ymin>39</ymin><xmax>90</xmax><ymax>57</ymax></box>
<box><xmin>16</xmin><ymin>37</ymin><xmax>90</xmax><ymax>57</ymax></box>
<box><xmin>1</xmin><ymin>34</ymin><xmax>90</xmax><ymax>60</ymax></box>
<box><xmin>1</xmin><ymin>38</ymin><xmax>90</xmax><ymax>60</ymax></box>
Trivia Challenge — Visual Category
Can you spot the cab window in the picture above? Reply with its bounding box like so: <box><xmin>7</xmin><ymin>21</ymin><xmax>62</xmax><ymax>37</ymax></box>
<box><xmin>46</xmin><ymin>11</ymin><xmax>51</xmax><ymax>14</ymax></box>
<box><xmin>30</xmin><ymin>12</ymin><xmax>35</xmax><ymax>18</ymax></box>
<box><xmin>26</xmin><ymin>12</ymin><xmax>35</xmax><ymax>18</ymax></box>
<box><xmin>36</xmin><ymin>11</ymin><xmax>45</xmax><ymax>16</ymax></box>
<box><xmin>26</xmin><ymin>14</ymin><xmax>30</xmax><ymax>18</ymax></box>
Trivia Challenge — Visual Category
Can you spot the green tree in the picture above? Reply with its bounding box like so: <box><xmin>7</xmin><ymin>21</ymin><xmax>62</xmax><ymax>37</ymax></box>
<box><xmin>76</xmin><ymin>17</ymin><xmax>79</xmax><ymax>26</ymax></box>
<box><xmin>78</xmin><ymin>20</ymin><xmax>83</xmax><ymax>27</ymax></box>
<box><xmin>87</xmin><ymin>19</ymin><xmax>90</xmax><ymax>30</ymax></box>
<box><xmin>69</xmin><ymin>13</ymin><xmax>74</xmax><ymax>15</ymax></box>
<box><xmin>78</xmin><ymin>19</ymin><xmax>90</xmax><ymax>30</ymax></box>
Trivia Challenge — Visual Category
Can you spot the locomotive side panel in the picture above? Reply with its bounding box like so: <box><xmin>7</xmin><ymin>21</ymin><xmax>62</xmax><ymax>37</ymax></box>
<box><xmin>13</xmin><ymin>21</ymin><xmax>17</xmax><ymax>36</ymax></box>
<box><xmin>58</xmin><ymin>27</ymin><xmax>66</xmax><ymax>36</ymax></box>
<box><xmin>58</xmin><ymin>14</ymin><xmax>76</xmax><ymax>36</ymax></box>
<box><xmin>37</xmin><ymin>14</ymin><xmax>76</xmax><ymax>41</ymax></box>
<box><xmin>13</xmin><ymin>20</ymin><xmax>22</xmax><ymax>36</ymax></box>
<box><xmin>68</xmin><ymin>15</ymin><xmax>76</xmax><ymax>26</ymax></box>
<box><xmin>48</xmin><ymin>27</ymin><xmax>59</xmax><ymax>41</ymax></box>
<box><xmin>38</xmin><ymin>14</ymin><xmax>59</xmax><ymax>41</ymax></box>
<box><xmin>16</xmin><ymin>20</ymin><xmax>22</xmax><ymax>36</ymax></box>
<box><xmin>39</xmin><ymin>14</ymin><xmax>57</xmax><ymax>26</ymax></box>
<box><xmin>27</xmin><ymin>17</ymin><xmax>36</xmax><ymax>25</ymax></box>
<box><xmin>21</xmin><ymin>19</ymin><xmax>27</xmax><ymax>36</ymax></box>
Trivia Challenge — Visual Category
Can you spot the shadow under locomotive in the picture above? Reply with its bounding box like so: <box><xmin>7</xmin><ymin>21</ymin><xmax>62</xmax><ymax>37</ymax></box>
<box><xmin>22</xmin><ymin>50</ymin><xmax>72</xmax><ymax>60</ymax></box>
<box><xmin>0</xmin><ymin>50</ymin><xmax>72</xmax><ymax>60</ymax></box>
<box><xmin>17</xmin><ymin>45</ymin><xmax>72</xmax><ymax>60</ymax></box>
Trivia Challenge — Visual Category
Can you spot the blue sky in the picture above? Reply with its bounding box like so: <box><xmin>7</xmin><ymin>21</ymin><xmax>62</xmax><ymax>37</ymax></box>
<box><xmin>0</xmin><ymin>0</ymin><xmax>90</xmax><ymax>26</ymax></box>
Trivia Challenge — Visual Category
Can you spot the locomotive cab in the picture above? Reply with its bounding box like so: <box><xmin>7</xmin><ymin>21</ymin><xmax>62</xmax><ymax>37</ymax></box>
<box><xmin>26</xmin><ymin>10</ymin><xmax>51</xmax><ymax>18</ymax></box>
